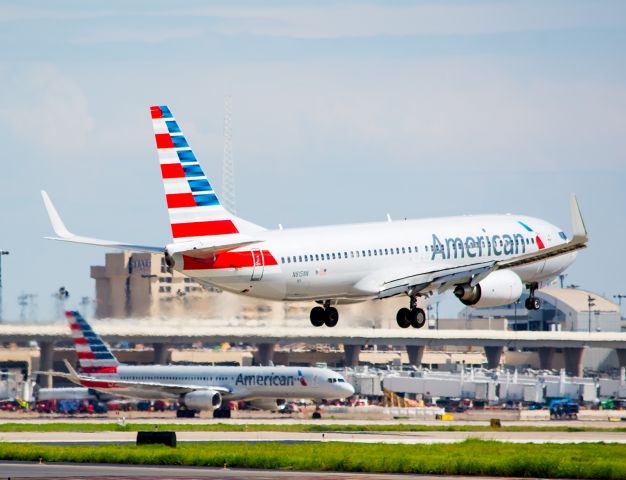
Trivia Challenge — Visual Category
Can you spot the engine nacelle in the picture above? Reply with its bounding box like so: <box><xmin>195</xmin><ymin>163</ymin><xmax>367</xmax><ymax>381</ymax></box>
<box><xmin>182</xmin><ymin>390</ymin><xmax>222</xmax><ymax>411</ymax></box>
<box><xmin>454</xmin><ymin>270</ymin><xmax>523</xmax><ymax>308</ymax></box>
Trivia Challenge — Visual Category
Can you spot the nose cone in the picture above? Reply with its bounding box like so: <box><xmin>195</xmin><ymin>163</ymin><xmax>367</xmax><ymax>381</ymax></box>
<box><xmin>342</xmin><ymin>382</ymin><xmax>355</xmax><ymax>398</ymax></box>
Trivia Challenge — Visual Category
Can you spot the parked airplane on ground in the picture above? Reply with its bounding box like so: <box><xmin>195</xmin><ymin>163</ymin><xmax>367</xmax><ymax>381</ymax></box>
<box><xmin>42</xmin><ymin>105</ymin><xmax>588</xmax><ymax>329</ymax></box>
<box><xmin>51</xmin><ymin>311</ymin><xmax>354</xmax><ymax>417</ymax></box>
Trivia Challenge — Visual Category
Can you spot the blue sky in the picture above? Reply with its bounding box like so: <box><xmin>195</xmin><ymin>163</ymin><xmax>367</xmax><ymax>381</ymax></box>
<box><xmin>1</xmin><ymin>1</ymin><xmax>625</xmax><ymax>320</ymax></box>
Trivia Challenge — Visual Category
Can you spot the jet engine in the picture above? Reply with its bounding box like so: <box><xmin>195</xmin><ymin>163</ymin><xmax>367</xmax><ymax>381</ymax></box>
<box><xmin>182</xmin><ymin>390</ymin><xmax>222</xmax><ymax>411</ymax></box>
<box><xmin>454</xmin><ymin>270</ymin><xmax>523</xmax><ymax>307</ymax></box>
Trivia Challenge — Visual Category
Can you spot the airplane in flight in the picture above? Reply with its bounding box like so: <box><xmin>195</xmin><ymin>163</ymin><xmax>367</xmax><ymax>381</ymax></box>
<box><xmin>42</xmin><ymin>105</ymin><xmax>588</xmax><ymax>329</ymax></box>
<box><xmin>49</xmin><ymin>311</ymin><xmax>354</xmax><ymax>417</ymax></box>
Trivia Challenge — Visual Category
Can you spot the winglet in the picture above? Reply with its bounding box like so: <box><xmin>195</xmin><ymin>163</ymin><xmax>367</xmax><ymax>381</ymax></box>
<box><xmin>41</xmin><ymin>190</ymin><xmax>72</xmax><ymax>239</ymax></box>
<box><xmin>569</xmin><ymin>193</ymin><xmax>588</xmax><ymax>243</ymax></box>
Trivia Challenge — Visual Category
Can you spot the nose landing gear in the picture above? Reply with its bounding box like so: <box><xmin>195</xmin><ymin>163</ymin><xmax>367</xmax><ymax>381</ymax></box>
<box><xmin>310</xmin><ymin>302</ymin><xmax>339</xmax><ymax>327</ymax></box>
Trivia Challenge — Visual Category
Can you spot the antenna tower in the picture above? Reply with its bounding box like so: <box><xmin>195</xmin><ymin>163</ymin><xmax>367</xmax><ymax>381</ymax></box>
<box><xmin>222</xmin><ymin>95</ymin><xmax>236</xmax><ymax>214</ymax></box>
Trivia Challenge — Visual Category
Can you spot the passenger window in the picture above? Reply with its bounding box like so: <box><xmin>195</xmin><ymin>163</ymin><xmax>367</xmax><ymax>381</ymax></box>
<box><xmin>315</xmin><ymin>254</ymin><xmax>319</xmax><ymax>261</ymax></box>
<box><xmin>425</xmin><ymin>246</ymin><xmax>429</xmax><ymax>252</ymax></box>
<box><xmin>374</xmin><ymin>250</ymin><xmax>377</xmax><ymax>256</ymax></box>
<box><xmin>281</xmin><ymin>257</ymin><xmax>285</xmax><ymax>263</ymax></box>
<box><xmin>326</xmin><ymin>253</ymin><xmax>330</xmax><ymax>260</ymax></box>
<box><xmin>299</xmin><ymin>256</ymin><xmax>303</xmax><ymax>262</ymax></box>
<box><xmin>384</xmin><ymin>248</ymin><xmax>388</xmax><ymax>255</ymax></box>
<box><xmin>402</xmin><ymin>247</ymin><xmax>405</xmax><ymax>254</ymax></box>
<box><xmin>292</xmin><ymin>256</ymin><xmax>296</xmax><ymax>263</ymax></box>
<box><xmin>350</xmin><ymin>251</ymin><xmax>354</xmax><ymax>258</ymax></box>
<box><xmin>344</xmin><ymin>252</ymin><xmax>348</xmax><ymax>258</ymax></box>
<box><xmin>396</xmin><ymin>248</ymin><xmax>399</xmax><ymax>254</ymax></box>
<box><xmin>408</xmin><ymin>247</ymin><xmax>412</xmax><ymax>253</ymax></box>
<box><xmin>332</xmin><ymin>253</ymin><xmax>336</xmax><ymax>259</ymax></box>
<box><xmin>367</xmin><ymin>250</ymin><xmax>371</xmax><ymax>256</ymax></box>
<box><xmin>379</xmin><ymin>249</ymin><xmax>382</xmax><ymax>255</ymax></box>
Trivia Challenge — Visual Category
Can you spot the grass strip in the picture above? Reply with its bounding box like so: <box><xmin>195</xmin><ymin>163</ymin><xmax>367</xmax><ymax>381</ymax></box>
<box><xmin>0</xmin><ymin>440</ymin><xmax>625</xmax><ymax>478</ymax></box>
<box><xmin>0</xmin><ymin>422</ymin><xmax>624</xmax><ymax>433</ymax></box>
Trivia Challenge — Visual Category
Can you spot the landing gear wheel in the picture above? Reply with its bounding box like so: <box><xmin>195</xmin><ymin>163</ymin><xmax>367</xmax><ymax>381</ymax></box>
<box><xmin>310</xmin><ymin>306</ymin><xmax>326</xmax><ymax>327</ymax></box>
<box><xmin>409</xmin><ymin>308</ymin><xmax>426</xmax><ymax>329</ymax></box>
<box><xmin>324</xmin><ymin>307</ymin><xmax>339</xmax><ymax>327</ymax></box>
<box><xmin>396</xmin><ymin>308</ymin><xmax>411</xmax><ymax>328</ymax></box>
<box><xmin>176</xmin><ymin>408</ymin><xmax>196</xmax><ymax>418</ymax></box>
<box><xmin>525</xmin><ymin>297</ymin><xmax>541</xmax><ymax>310</ymax></box>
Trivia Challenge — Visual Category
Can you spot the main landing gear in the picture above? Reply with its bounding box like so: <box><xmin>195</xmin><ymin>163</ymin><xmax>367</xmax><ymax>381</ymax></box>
<box><xmin>310</xmin><ymin>301</ymin><xmax>339</xmax><ymax>328</ymax></box>
<box><xmin>396</xmin><ymin>296</ymin><xmax>426</xmax><ymax>329</ymax></box>
<box><xmin>525</xmin><ymin>283</ymin><xmax>542</xmax><ymax>311</ymax></box>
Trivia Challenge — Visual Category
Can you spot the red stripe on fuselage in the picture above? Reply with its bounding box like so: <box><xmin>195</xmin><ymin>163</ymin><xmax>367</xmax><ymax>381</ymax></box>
<box><xmin>171</xmin><ymin>220</ymin><xmax>239</xmax><ymax>238</ymax></box>
<box><xmin>81</xmin><ymin>367</ymin><xmax>117</xmax><ymax>374</ymax></box>
<box><xmin>155</xmin><ymin>133</ymin><xmax>174</xmax><ymax>149</ymax></box>
<box><xmin>80</xmin><ymin>379</ymin><xmax>120</xmax><ymax>389</ymax></box>
<box><xmin>166</xmin><ymin>193</ymin><xmax>196</xmax><ymax>208</ymax></box>
<box><xmin>183</xmin><ymin>250</ymin><xmax>278</xmax><ymax>270</ymax></box>
<box><xmin>160</xmin><ymin>163</ymin><xmax>185</xmax><ymax>179</ymax></box>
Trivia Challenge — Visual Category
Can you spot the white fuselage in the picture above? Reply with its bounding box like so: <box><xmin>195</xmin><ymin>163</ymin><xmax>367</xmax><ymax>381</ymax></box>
<box><xmin>80</xmin><ymin>365</ymin><xmax>353</xmax><ymax>402</ymax></box>
<box><xmin>174</xmin><ymin>214</ymin><xmax>576</xmax><ymax>303</ymax></box>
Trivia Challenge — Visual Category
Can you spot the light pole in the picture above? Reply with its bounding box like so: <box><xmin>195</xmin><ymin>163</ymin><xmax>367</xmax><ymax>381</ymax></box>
<box><xmin>0</xmin><ymin>250</ymin><xmax>9</xmax><ymax>321</ymax></box>
<box><xmin>587</xmin><ymin>295</ymin><xmax>596</xmax><ymax>333</ymax></box>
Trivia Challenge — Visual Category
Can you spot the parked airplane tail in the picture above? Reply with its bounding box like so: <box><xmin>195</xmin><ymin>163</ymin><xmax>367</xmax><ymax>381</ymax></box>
<box><xmin>150</xmin><ymin>105</ymin><xmax>265</xmax><ymax>243</ymax></box>
<box><xmin>65</xmin><ymin>311</ymin><xmax>119</xmax><ymax>374</ymax></box>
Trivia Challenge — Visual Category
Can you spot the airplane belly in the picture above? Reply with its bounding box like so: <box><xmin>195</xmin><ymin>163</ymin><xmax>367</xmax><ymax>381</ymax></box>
<box><xmin>196</xmin><ymin>271</ymin><xmax>287</xmax><ymax>301</ymax></box>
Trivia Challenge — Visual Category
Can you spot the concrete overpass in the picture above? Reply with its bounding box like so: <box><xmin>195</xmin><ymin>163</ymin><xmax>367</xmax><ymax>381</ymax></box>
<box><xmin>3</xmin><ymin>320</ymin><xmax>626</xmax><ymax>376</ymax></box>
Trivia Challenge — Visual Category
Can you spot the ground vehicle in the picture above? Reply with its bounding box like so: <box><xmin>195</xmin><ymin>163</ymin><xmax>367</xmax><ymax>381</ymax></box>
<box><xmin>549</xmin><ymin>399</ymin><xmax>579</xmax><ymax>419</ymax></box>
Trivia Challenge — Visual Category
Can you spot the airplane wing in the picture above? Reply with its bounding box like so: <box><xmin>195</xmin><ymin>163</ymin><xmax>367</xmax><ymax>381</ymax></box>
<box><xmin>494</xmin><ymin>194</ymin><xmax>588</xmax><ymax>270</ymax></box>
<box><xmin>356</xmin><ymin>261</ymin><xmax>496</xmax><ymax>299</ymax></box>
<box><xmin>358</xmin><ymin>194</ymin><xmax>588</xmax><ymax>299</ymax></box>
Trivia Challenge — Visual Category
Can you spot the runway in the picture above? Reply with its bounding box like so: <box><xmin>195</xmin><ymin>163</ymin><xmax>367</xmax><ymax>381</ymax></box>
<box><xmin>2</xmin><ymin>429</ymin><xmax>625</xmax><ymax>444</ymax></box>
<box><xmin>0</xmin><ymin>461</ymin><xmax>479</xmax><ymax>479</ymax></box>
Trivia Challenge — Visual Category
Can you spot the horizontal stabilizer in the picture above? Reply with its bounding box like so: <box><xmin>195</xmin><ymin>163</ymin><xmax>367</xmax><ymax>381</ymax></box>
<box><xmin>167</xmin><ymin>235</ymin><xmax>263</xmax><ymax>258</ymax></box>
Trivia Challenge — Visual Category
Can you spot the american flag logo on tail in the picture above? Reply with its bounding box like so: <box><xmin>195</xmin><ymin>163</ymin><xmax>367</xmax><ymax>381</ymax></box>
<box><xmin>150</xmin><ymin>105</ymin><xmax>239</xmax><ymax>243</ymax></box>
<box><xmin>65</xmin><ymin>311</ymin><xmax>119</xmax><ymax>374</ymax></box>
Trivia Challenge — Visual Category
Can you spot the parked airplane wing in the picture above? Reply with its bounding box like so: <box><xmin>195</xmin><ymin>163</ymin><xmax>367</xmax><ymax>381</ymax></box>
<box><xmin>41</xmin><ymin>191</ymin><xmax>164</xmax><ymax>254</ymax></box>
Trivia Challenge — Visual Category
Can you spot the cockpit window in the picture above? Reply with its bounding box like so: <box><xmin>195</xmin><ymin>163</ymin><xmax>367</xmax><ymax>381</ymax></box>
<box><xmin>338</xmin><ymin>378</ymin><xmax>345</xmax><ymax>382</ymax></box>
<box><xmin>559</xmin><ymin>231</ymin><xmax>567</xmax><ymax>240</ymax></box>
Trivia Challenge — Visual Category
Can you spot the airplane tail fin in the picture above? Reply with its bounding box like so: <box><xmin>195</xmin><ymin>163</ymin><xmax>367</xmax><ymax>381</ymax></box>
<box><xmin>150</xmin><ymin>105</ymin><xmax>265</xmax><ymax>243</ymax></box>
<box><xmin>65</xmin><ymin>311</ymin><xmax>119</xmax><ymax>374</ymax></box>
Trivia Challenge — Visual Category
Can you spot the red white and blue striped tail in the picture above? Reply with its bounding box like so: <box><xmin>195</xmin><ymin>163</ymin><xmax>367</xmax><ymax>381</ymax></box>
<box><xmin>65</xmin><ymin>311</ymin><xmax>119</xmax><ymax>374</ymax></box>
<box><xmin>150</xmin><ymin>105</ymin><xmax>241</xmax><ymax>243</ymax></box>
